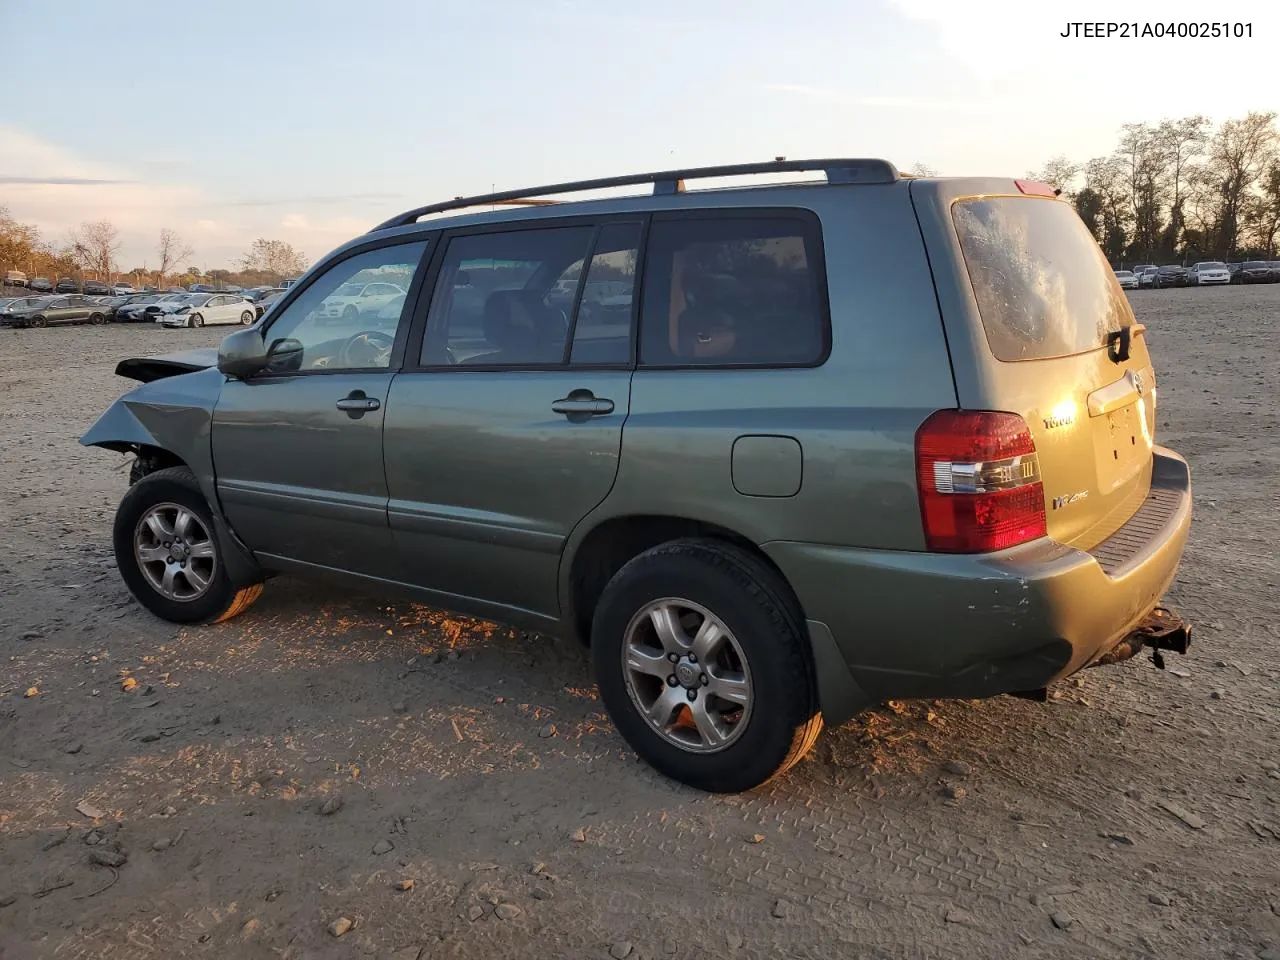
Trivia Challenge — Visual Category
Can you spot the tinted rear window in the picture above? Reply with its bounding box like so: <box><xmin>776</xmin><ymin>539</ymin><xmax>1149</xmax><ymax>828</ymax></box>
<box><xmin>953</xmin><ymin>197</ymin><xmax>1131</xmax><ymax>362</ymax></box>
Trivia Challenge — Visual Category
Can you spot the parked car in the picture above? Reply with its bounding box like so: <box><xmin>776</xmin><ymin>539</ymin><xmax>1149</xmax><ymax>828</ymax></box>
<box><xmin>1129</xmin><ymin>264</ymin><xmax>1155</xmax><ymax>279</ymax></box>
<box><xmin>9</xmin><ymin>294</ymin><xmax>107</xmax><ymax>327</ymax></box>
<box><xmin>1238</xmin><ymin>261</ymin><xmax>1274</xmax><ymax>283</ymax></box>
<box><xmin>83</xmin><ymin>280</ymin><xmax>113</xmax><ymax>296</ymax></box>
<box><xmin>93</xmin><ymin>295</ymin><xmax>131</xmax><ymax>320</ymax></box>
<box><xmin>113</xmin><ymin>282</ymin><xmax>138</xmax><ymax>295</ymax></box>
<box><xmin>4</xmin><ymin>270</ymin><xmax>27</xmax><ymax>287</ymax></box>
<box><xmin>1187</xmin><ymin>262</ymin><xmax>1230</xmax><ymax>285</ymax></box>
<box><xmin>279</xmin><ymin>277</ymin><xmax>299</xmax><ymax>288</ymax></box>
<box><xmin>1138</xmin><ymin>266</ymin><xmax>1159</xmax><ymax>287</ymax></box>
<box><xmin>1113</xmin><ymin>269</ymin><xmax>1138</xmax><ymax>290</ymax></box>
<box><xmin>318</xmin><ymin>280</ymin><xmax>406</xmax><ymax>323</ymax></box>
<box><xmin>159</xmin><ymin>293</ymin><xmax>256</xmax><ymax>328</ymax></box>
<box><xmin>117</xmin><ymin>293</ymin><xmax>179</xmax><ymax>322</ymax></box>
<box><xmin>0</xmin><ymin>296</ymin><xmax>52</xmax><ymax>325</ymax></box>
<box><xmin>1152</xmin><ymin>264</ymin><xmax>1187</xmax><ymax>288</ymax></box>
<box><xmin>55</xmin><ymin>277</ymin><xmax>82</xmax><ymax>293</ymax></box>
<box><xmin>28</xmin><ymin>277</ymin><xmax>53</xmax><ymax>293</ymax></box>
<box><xmin>1269</xmin><ymin>261</ymin><xmax>1280</xmax><ymax>278</ymax></box>
<box><xmin>141</xmin><ymin>294</ymin><xmax>201</xmax><ymax>321</ymax></box>
<box><xmin>82</xmin><ymin>159</ymin><xmax>1192</xmax><ymax>793</ymax></box>
<box><xmin>252</xmin><ymin>289</ymin><xmax>286</xmax><ymax>320</ymax></box>
<box><xmin>1228</xmin><ymin>262</ymin><xmax>1243</xmax><ymax>282</ymax></box>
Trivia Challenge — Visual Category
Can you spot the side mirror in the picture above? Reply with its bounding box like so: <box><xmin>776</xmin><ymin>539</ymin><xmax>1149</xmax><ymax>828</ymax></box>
<box><xmin>262</xmin><ymin>337</ymin><xmax>304</xmax><ymax>373</ymax></box>
<box><xmin>217</xmin><ymin>328</ymin><xmax>270</xmax><ymax>379</ymax></box>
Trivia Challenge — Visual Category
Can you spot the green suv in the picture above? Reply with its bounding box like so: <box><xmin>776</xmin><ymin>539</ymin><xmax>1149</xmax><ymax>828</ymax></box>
<box><xmin>83</xmin><ymin>159</ymin><xmax>1192</xmax><ymax>792</ymax></box>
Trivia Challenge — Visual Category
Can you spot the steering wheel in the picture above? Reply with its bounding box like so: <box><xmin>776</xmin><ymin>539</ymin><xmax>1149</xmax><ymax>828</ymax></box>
<box><xmin>338</xmin><ymin>330</ymin><xmax>395</xmax><ymax>368</ymax></box>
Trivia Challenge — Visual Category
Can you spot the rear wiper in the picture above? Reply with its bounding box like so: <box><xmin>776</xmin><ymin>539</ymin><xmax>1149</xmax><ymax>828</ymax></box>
<box><xmin>1106</xmin><ymin>326</ymin><xmax>1132</xmax><ymax>364</ymax></box>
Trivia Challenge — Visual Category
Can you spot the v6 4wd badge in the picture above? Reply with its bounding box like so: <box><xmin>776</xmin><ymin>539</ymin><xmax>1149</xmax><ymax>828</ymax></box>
<box><xmin>1052</xmin><ymin>490</ymin><xmax>1090</xmax><ymax>510</ymax></box>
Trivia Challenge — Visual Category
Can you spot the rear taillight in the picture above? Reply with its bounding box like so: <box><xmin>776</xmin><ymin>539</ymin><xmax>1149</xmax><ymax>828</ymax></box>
<box><xmin>915</xmin><ymin>410</ymin><xmax>1046</xmax><ymax>553</ymax></box>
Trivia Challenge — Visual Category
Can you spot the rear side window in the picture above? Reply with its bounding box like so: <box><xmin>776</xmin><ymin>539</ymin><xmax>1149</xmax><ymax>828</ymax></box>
<box><xmin>639</xmin><ymin>215</ymin><xmax>826</xmax><ymax>367</ymax></box>
<box><xmin>953</xmin><ymin>197</ymin><xmax>1132</xmax><ymax>362</ymax></box>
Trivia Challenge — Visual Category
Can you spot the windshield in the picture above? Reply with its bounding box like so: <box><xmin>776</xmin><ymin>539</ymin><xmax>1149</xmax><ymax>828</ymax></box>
<box><xmin>1197</xmin><ymin>262</ymin><xmax>1226</xmax><ymax>269</ymax></box>
<box><xmin>952</xmin><ymin>197</ymin><xmax>1131</xmax><ymax>362</ymax></box>
<box><xmin>1244</xmin><ymin>261</ymin><xmax>1269</xmax><ymax>269</ymax></box>
<box><xmin>333</xmin><ymin>283</ymin><xmax>365</xmax><ymax>297</ymax></box>
<box><xmin>1115</xmin><ymin>270</ymin><xmax>1133</xmax><ymax>276</ymax></box>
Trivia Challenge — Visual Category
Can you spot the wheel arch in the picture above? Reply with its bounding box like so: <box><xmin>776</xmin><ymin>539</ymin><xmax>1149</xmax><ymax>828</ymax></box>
<box><xmin>561</xmin><ymin>513</ymin><xmax>804</xmax><ymax>647</ymax></box>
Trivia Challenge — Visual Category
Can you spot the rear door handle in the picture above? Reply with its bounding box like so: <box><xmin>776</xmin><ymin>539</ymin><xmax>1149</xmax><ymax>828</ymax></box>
<box><xmin>551</xmin><ymin>394</ymin><xmax>614</xmax><ymax>417</ymax></box>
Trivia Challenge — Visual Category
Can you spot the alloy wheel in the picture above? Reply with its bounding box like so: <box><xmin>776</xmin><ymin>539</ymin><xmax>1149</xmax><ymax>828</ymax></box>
<box><xmin>621</xmin><ymin>598</ymin><xmax>753</xmax><ymax>753</ymax></box>
<box><xmin>133</xmin><ymin>502</ymin><xmax>218</xmax><ymax>602</ymax></box>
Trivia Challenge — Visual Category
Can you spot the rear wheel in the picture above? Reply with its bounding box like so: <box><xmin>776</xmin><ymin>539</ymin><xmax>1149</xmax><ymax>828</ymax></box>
<box><xmin>240</xmin><ymin>310</ymin><xmax>254</xmax><ymax>325</ymax></box>
<box><xmin>89</xmin><ymin>313</ymin><xmax>106</xmax><ymax>325</ymax></box>
<box><xmin>591</xmin><ymin>539</ymin><xmax>823</xmax><ymax>793</ymax></box>
<box><xmin>113</xmin><ymin>466</ymin><xmax>262</xmax><ymax>624</ymax></box>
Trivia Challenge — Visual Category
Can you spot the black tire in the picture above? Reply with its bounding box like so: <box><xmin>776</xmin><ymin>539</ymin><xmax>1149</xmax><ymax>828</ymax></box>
<box><xmin>342</xmin><ymin>304</ymin><xmax>359</xmax><ymax>322</ymax></box>
<box><xmin>29</xmin><ymin>315</ymin><xmax>47</xmax><ymax>328</ymax></box>
<box><xmin>89</xmin><ymin>313</ymin><xmax>106</xmax><ymax>325</ymax></box>
<box><xmin>113</xmin><ymin>466</ymin><xmax>263</xmax><ymax>624</ymax></box>
<box><xmin>240</xmin><ymin>310</ymin><xmax>254</xmax><ymax>325</ymax></box>
<box><xmin>591</xmin><ymin>538</ymin><xmax>823</xmax><ymax>793</ymax></box>
<box><xmin>189</xmin><ymin>313</ymin><xmax>203</xmax><ymax>328</ymax></box>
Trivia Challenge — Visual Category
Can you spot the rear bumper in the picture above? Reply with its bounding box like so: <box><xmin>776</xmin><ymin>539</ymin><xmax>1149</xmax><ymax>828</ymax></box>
<box><xmin>765</xmin><ymin>447</ymin><xmax>1191</xmax><ymax>714</ymax></box>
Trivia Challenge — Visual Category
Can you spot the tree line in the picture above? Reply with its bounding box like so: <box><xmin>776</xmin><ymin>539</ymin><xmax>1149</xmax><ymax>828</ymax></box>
<box><xmin>1029</xmin><ymin>111</ymin><xmax>1280</xmax><ymax>266</ymax></box>
<box><xmin>0</xmin><ymin>208</ymin><xmax>309</xmax><ymax>290</ymax></box>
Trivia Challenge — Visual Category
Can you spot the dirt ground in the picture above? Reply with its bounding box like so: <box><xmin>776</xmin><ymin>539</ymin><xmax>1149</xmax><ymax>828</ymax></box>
<box><xmin>1</xmin><ymin>288</ymin><xmax>1278</xmax><ymax>960</ymax></box>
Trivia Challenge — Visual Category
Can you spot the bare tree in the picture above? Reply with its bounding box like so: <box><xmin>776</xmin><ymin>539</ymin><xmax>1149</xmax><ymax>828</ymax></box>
<box><xmin>1081</xmin><ymin>157</ymin><xmax>1131</xmax><ymax>261</ymax></box>
<box><xmin>1251</xmin><ymin>160</ymin><xmax>1280</xmax><ymax>255</ymax></box>
<box><xmin>1027</xmin><ymin>155</ymin><xmax>1080</xmax><ymax>199</ymax></box>
<box><xmin>907</xmin><ymin>162</ymin><xmax>937</xmax><ymax>177</ymax></box>
<box><xmin>1156</xmin><ymin>116</ymin><xmax>1209</xmax><ymax>253</ymax></box>
<box><xmin>67</xmin><ymin>220</ymin><xmax>122</xmax><ymax>280</ymax></box>
<box><xmin>1202</xmin><ymin>111</ymin><xmax>1279</xmax><ymax>255</ymax></box>
<box><xmin>240</xmin><ymin>238</ymin><xmax>308</xmax><ymax>280</ymax></box>
<box><xmin>1115</xmin><ymin>124</ymin><xmax>1171</xmax><ymax>261</ymax></box>
<box><xmin>157</xmin><ymin>228</ymin><xmax>194</xmax><ymax>286</ymax></box>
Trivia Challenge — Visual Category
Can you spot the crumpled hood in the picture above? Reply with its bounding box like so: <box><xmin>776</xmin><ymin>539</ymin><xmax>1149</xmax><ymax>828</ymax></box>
<box><xmin>114</xmin><ymin>347</ymin><xmax>219</xmax><ymax>383</ymax></box>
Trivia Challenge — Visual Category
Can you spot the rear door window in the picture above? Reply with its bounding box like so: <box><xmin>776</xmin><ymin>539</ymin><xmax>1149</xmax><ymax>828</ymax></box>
<box><xmin>638</xmin><ymin>214</ymin><xmax>827</xmax><ymax>367</ymax></box>
<box><xmin>952</xmin><ymin>197</ymin><xmax>1132</xmax><ymax>362</ymax></box>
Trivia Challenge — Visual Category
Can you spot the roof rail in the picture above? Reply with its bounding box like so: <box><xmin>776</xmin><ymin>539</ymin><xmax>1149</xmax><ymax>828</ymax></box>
<box><xmin>370</xmin><ymin>157</ymin><xmax>899</xmax><ymax>232</ymax></box>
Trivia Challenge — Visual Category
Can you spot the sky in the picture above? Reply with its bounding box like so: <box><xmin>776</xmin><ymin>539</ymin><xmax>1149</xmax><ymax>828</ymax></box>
<box><xmin>2</xmin><ymin>0</ymin><xmax>1277</xmax><ymax>271</ymax></box>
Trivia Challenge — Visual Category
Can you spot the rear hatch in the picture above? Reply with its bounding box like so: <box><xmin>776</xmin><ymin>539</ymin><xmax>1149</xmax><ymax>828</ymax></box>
<box><xmin>914</xmin><ymin>183</ymin><xmax>1156</xmax><ymax>550</ymax></box>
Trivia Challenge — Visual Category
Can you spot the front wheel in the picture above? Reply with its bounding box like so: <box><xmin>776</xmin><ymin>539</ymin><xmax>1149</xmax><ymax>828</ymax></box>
<box><xmin>189</xmin><ymin>313</ymin><xmax>203</xmax><ymax>328</ymax></box>
<box><xmin>28</xmin><ymin>315</ymin><xmax>47</xmax><ymax>328</ymax></box>
<box><xmin>240</xmin><ymin>310</ymin><xmax>254</xmax><ymax>325</ymax></box>
<box><xmin>113</xmin><ymin>466</ymin><xmax>262</xmax><ymax>624</ymax></box>
<box><xmin>591</xmin><ymin>539</ymin><xmax>823</xmax><ymax>793</ymax></box>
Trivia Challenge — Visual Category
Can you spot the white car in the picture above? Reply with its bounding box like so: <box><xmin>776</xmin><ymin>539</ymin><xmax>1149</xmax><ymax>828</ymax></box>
<box><xmin>1187</xmin><ymin>261</ymin><xmax>1231</xmax><ymax>285</ymax></box>
<box><xmin>319</xmin><ymin>281</ymin><xmax>406</xmax><ymax>322</ymax></box>
<box><xmin>159</xmin><ymin>293</ymin><xmax>257</xmax><ymax>328</ymax></box>
<box><xmin>1113</xmin><ymin>269</ymin><xmax>1138</xmax><ymax>290</ymax></box>
<box><xmin>112</xmin><ymin>282</ymin><xmax>137</xmax><ymax>295</ymax></box>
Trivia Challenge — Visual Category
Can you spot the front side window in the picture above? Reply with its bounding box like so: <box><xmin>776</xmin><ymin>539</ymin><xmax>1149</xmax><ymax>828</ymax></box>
<box><xmin>262</xmin><ymin>241</ymin><xmax>428</xmax><ymax>372</ymax></box>
<box><xmin>421</xmin><ymin>226</ymin><xmax>594</xmax><ymax>366</ymax></box>
<box><xmin>638</xmin><ymin>216</ymin><xmax>825</xmax><ymax>366</ymax></box>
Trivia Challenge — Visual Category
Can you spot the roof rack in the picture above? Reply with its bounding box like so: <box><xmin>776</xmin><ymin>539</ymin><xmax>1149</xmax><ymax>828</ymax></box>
<box><xmin>371</xmin><ymin>157</ymin><xmax>899</xmax><ymax>232</ymax></box>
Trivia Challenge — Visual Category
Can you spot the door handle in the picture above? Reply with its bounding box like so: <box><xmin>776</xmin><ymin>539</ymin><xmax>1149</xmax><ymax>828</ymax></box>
<box><xmin>551</xmin><ymin>395</ymin><xmax>614</xmax><ymax>417</ymax></box>
<box><xmin>336</xmin><ymin>391</ymin><xmax>380</xmax><ymax>416</ymax></box>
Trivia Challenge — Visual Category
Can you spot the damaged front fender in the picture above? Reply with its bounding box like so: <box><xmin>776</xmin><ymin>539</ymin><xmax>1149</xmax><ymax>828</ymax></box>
<box><xmin>80</xmin><ymin>363</ymin><xmax>264</xmax><ymax>589</ymax></box>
